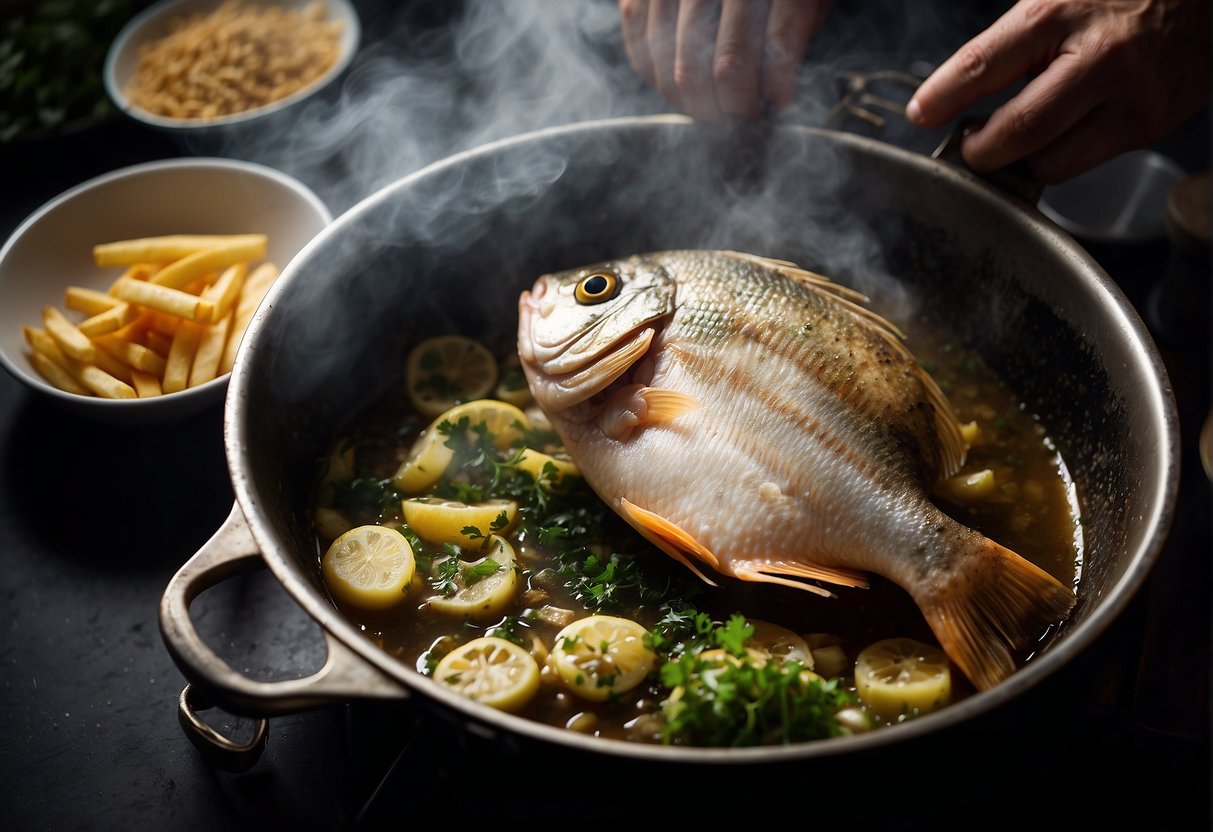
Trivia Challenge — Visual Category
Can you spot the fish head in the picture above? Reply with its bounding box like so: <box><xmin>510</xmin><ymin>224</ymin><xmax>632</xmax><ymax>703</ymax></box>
<box><xmin>517</xmin><ymin>255</ymin><xmax>675</xmax><ymax>414</ymax></box>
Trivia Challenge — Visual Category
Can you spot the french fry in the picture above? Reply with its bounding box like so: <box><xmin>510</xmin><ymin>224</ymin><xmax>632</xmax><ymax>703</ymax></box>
<box><xmin>130</xmin><ymin>369</ymin><xmax>163</xmax><ymax>398</ymax></box>
<box><xmin>29</xmin><ymin>350</ymin><xmax>90</xmax><ymax>395</ymax></box>
<box><xmin>107</xmin><ymin>263</ymin><xmax>158</xmax><ymax>294</ymax></box>
<box><xmin>94</xmin><ymin>235</ymin><xmax>263</xmax><ymax>267</ymax></box>
<box><xmin>163</xmin><ymin>321</ymin><xmax>202</xmax><ymax>394</ymax></box>
<box><xmin>65</xmin><ymin>286</ymin><xmax>123</xmax><ymax>316</ymax></box>
<box><xmin>77</xmin><ymin>303</ymin><xmax>138</xmax><ymax>338</ymax></box>
<box><xmin>24</xmin><ymin>326</ymin><xmax>72</xmax><ymax>370</ymax></box>
<box><xmin>93</xmin><ymin>334</ymin><xmax>168</xmax><ymax>377</ymax></box>
<box><xmin>26</xmin><ymin>324</ymin><xmax>134</xmax><ymax>398</ymax></box>
<box><xmin>111</xmin><ymin>276</ymin><xmax>210</xmax><ymax>321</ymax></box>
<box><xmin>200</xmin><ymin>262</ymin><xmax>247</xmax><ymax>323</ymax></box>
<box><xmin>220</xmin><ymin>262</ymin><xmax>280</xmax><ymax>373</ymax></box>
<box><xmin>145</xmin><ymin>331</ymin><xmax>173</xmax><ymax>357</ymax></box>
<box><xmin>23</xmin><ymin>232</ymin><xmax>272</xmax><ymax>400</ymax></box>
<box><xmin>42</xmin><ymin>305</ymin><xmax>95</xmax><ymax>362</ymax></box>
<box><xmin>67</xmin><ymin>358</ymin><xmax>137</xmax><ymax>399</ymax></box>
<box><xmin>189</xmin><ymin>313</ymin><xmax>231</xmax><ymax>387</ymax></box>
<box><xmin>150</xmin><ymin>235</ymin><xmax>267</xmax><ymax>290</ymax></box>
<box><xmin>89</xmin><ymin>345</ymin><xmax>135</xmax><ymax>384</ymax></box>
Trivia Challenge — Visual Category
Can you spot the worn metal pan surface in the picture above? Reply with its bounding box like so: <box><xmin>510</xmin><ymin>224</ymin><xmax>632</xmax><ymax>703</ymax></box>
<box><xmin>160</xmin><ymin>115</ymin><xmax>1178</xmax><ymax>768</ymax></box>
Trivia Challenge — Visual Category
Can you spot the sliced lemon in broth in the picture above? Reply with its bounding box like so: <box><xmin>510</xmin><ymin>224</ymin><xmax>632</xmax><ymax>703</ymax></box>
<box><xmin>515</xmin><ymin>448</ymin><xmax>581</xmax><ymax>492</ymax></box>
<box><xmin>406</xmin><ymin>335</ymin><xmax>498</xmax><ymax>419</ymax></box>
<box><xmin>321</xmin><ymin>524</ymin><xmax>416</xmax><ymax>611</ymax></box>
<box><xmin>548</xmin><ymin>615</ymin><xmax>656</xmax><ymax>702</ymax></box>
<box><xmin>433</xmin><ymin>636</ymin><xmax>540</xmax><ymax>713</ymax></box>
<box><xmin>424</xmin><ymin>535</ymin><xmax>519</xmax><ymax>622</ymax></box>
<box><xmin>854</xmin><ymin>637</ymin><xmax>952</xmax><ymax>721</ymax></box>
<box><xmin>402</xmin><ymin>497</ymin><xmax>519</xmax><ymax>546</ymax></box>
<box><xmin>393</xmin><ymin>399</ymin><xmax>531</xmax><ymax>495</ymax></box>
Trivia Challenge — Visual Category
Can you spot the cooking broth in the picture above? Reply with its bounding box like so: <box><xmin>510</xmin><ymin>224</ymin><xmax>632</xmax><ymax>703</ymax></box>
<box><xmin>310</xmin><ymin>312</ymin><xmax>1082</xmax><ymax>746</ymax></box>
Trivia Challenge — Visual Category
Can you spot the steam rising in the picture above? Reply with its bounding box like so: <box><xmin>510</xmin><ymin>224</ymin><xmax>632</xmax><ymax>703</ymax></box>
<box><xmin>206</xmin><ymin>0</ymin><xmax>1004</xmax><ymax>401</ymax></box>
<box><xmin>191</xmin><ymin>0</ymin><xmax>993</xmax><ymax>216</ymax></box>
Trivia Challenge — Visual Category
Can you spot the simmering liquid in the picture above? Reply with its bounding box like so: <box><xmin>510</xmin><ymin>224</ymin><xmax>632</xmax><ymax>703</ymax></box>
<box><xmin>310</xmin><ymin>318</ymin><xmax>1082</xmax><ymax>745</ymax></box>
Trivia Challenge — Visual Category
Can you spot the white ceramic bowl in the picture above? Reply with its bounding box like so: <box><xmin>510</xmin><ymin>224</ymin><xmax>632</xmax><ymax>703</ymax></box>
<box><xmin>0</xmin><ymin>157</ymin><xmax>332</xmax><ymax>424</ymax></box>
<box><xmin>103</xmin><ymin>0</ymin><xmax>360</xmax><ymax>139</ymax></box>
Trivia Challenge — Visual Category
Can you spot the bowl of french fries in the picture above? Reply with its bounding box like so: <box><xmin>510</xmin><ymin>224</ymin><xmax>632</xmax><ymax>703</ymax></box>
<box><xmin>0</xmin><ymin>156</ymin><xmax>332</xmax><ymax>424</ymax></box>
<box><xmin>103</xmin><ymin>0</ymin><xmax>359</xmax><ymax>141</ymax></box>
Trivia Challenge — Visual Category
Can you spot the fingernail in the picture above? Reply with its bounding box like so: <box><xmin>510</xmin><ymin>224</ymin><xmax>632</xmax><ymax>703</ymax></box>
<box><xmin>905</xmin><ymin>98</ymin><xmax>923</xmax><ymax>125</ymax></box>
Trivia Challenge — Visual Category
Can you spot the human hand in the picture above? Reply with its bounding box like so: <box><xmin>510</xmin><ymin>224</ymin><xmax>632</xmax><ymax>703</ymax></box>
<box><xmin>619</xmin><ymin>0</ymin><xmax>833</xmax><ymax>122</ymax></box>
<box><xmin>906</xmin><ymin>0</ymin><xmax>1210</xmax><ymax>183</ymax></box>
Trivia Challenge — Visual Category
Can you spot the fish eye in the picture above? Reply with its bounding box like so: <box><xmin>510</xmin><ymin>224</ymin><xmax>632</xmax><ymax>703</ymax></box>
<box><xmin>574</xmin><ymin>272</ymin><xmax>619</xmax><ymax>304</ymax></box>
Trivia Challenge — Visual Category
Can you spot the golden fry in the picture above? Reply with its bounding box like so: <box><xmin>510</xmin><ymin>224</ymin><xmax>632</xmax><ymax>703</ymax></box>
<box><xmin>41</xmin><ymin>305</ymin><xmax>94</xmax><ymax>362</ymax></box>
<box><xmin>90</xmin><ymin>347</ymin><xmax>135</xmax><ymax>385</ymax></box>
<box><xmin>111</xmin><ymin>276</ymin><xmax>208</xmax><ymax>321</ymax></box>
<box><xmin>94</xmin><ymin>235</ymin><xmax>262</xmax><ymax>267</ymax></box>
<box><xmin>65</xmin><ymin>286</ymin><xmax>123</xmax><ymax>316</ymax></box>
<box><xmin>200</xmin><ymin>262</ymin><xmax>247</xmax><ymax>323</ymax></box>
<box><xmin>145</xmin><ymin>331</ymin><xmax>173</xmax><ymax>357</ymax></box>
<box><xmin>189</xmin><ymin>313</ymin><xmax>231</xmax><ymax>387</ymax></box>
<box><xmin>163</xmin><ymin>321</ymin><xmax>202</xmax><ymax>394</ymax></box>
<box><xmin>93</xmin><ymin>334</ymin><xmax>168</xmax><ymax>377</ymax></box>
<box><xmin>130</xmin><ymin>369</ymin><xmax>164</xmax><ymax>398</ymax></box>
<box><xmin>29</xmin><ymin>350</ymin><xmax>90</xmax><ymax>395</ymax></box>
<box><xmin>22</xmin><ymin>231</ymin><xmax>270</xmax><ymax>400</ymax></box>
<box><xmin>68</xmin><ymin>359</ymin><xmax>137</xmax><ymax>399</ymax></box>
<box><xmin>150</xmin><ymin>236</ymin><xmax>267</xmax><ymax>290</ymax></box>
<box><xmin>77</xmin><ymin>303</ymin><xmax>138</xmax><ymax>338</ymax></box>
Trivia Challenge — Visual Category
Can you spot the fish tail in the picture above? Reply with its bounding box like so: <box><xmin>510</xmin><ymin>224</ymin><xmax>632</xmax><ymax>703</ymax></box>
<box><xmin>918</xmin><ymin>538</ymin><xmax>1075</xmax><ymax>691</ymax></box>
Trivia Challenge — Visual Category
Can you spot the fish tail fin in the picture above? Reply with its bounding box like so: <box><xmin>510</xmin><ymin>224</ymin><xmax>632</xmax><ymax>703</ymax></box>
<box><xmin>918</xmin><ymin>538</ymin><xmax>1075</xmax><ymax>691</ymax></box>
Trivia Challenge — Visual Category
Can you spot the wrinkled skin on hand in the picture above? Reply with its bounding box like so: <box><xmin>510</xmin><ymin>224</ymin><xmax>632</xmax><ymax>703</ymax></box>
<box><xmin>619</xmin><ymin>0</ymin><xmax>833</xmax><ymax>121</ymax></box>
<box><xmin>906</xmin><ymin>0</ymin><xmax>1210</xmax><ymax>183</ymax></box>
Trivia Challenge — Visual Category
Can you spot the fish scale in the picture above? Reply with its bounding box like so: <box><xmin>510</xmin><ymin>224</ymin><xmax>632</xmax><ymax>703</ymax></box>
<box><xmin>518</xmin><ymin>249</ymin><xmax>1075</xmax><ymax>691</ymax></box>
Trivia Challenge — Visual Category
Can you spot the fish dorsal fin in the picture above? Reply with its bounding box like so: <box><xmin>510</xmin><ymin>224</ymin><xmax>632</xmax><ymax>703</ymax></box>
<box><xmin>732</xmin><ymin>560</ymin><xmax>869</xmax><ymax>597</ymax></box>
<box><xmin>722</xmin><ymin>250</ymin><xmax>966</xmax><ymax>478</ymax></box>
<box><xmin>619</xmin><ymin>498</ymin><xmax>719</xmax><ymax>586</ymax></box>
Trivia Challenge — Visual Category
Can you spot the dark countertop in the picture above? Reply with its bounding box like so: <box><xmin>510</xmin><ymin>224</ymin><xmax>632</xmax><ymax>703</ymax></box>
<box><xmin>1</xmin><ymin>3</ymin><xmax>1210</xmax><ymax>829</ymax></box>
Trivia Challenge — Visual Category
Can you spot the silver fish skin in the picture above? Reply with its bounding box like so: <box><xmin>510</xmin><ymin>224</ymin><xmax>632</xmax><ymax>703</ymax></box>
<box><xmin>516</xmin><ymin>250</ymin><xmax>1075</xmax><ymax>691</ymax></box>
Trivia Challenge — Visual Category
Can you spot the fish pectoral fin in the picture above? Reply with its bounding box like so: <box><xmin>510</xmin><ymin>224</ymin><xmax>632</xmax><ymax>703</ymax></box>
<box><xmin>619</xmin><ymin>498</ymin><xmax>719</xmax><ymax>587</ymax></box>
<box><xmin>918</xmin><ymin>537</ymin><xmax>1076</xmax><ymax>691</ymax></box>
<box><xmin>600</xmin><ymin>385</ymin><xmax>698</xmax><ymax>440</ymax></box>
<box><xmin>732</xmin><ymin>560</ymin><xmax>870</xmax><ymax>599</ymax></box>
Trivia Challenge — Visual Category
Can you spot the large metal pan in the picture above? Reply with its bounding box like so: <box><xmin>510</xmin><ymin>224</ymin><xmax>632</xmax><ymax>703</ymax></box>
<box><xmin>160</xmin><ymin>115</ymin><xmax>1178</xmax><ymax>772</ymax></box>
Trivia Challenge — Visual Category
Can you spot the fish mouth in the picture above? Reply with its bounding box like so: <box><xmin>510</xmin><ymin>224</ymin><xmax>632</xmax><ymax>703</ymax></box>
<box><xmin>518</xmin><ymin>285</ymin><xmax>660</xmax><ymax>411</ymax></box>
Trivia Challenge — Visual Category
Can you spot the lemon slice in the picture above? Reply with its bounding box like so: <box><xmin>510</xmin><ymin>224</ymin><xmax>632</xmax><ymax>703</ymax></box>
<box><xmin>515</xmin><ymin>448</ymin><xmax>581</xmax><ymax>492</ymax></box>
<box><xmin>393</xmin><ymin>399</ymin><xmax>531</xmax><ymax>495</ymax></box>
<box><xmin>854</xmin><ymin>637</ymin><xmax>952</xmax><ymax>721</ymax></box>
<box><xmin>402</xmin><ymin>497</ymin><xmax>519</xmax><ymax>546</ymax></box>
<box><xmin>425</xmin><ymin>535</ymin><xmax>518</xmax><ymax>622</ymax></box>
<box><xmin>433</xmin><ymin>636</ymin><xmax>540</xmax><ymax>713</ymax></box>
<box><xmin>548</xmin><ymin>615</ymin><xmax>656</xmax><ymax>702</ymax></box>
<box><xmin>406</xmin><ymin>335</ymin><xmax>498</xmax><ymax>419</ymax></box>
<box><xmin>321</xmin><ymin>524</ymin><xmax>416</xmax><ymax>611</ymax></box>
<box><xmin>747</xmin><ymin>620</ymin><xmax>814</xmax><ymax>669</ymax></box>
<box><xmin>494</xmin><ymin>360</ymin><xmax>533</xmax><ymax>409</ymax></box>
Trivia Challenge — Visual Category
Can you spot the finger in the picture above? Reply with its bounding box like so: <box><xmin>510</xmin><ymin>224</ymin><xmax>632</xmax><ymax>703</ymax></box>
<box><xmin>762</xmin><ymin>0</ymin><xmax>830</xmax><ymax>112</ymax></box>
<box><xmin>960</xmin><ymin>51</ymin><xmax>1104</xmax><ymax>172</ymax></box>
<box><xmin>675</xmin><ymin>0</ymin><xmax>726</xmax><ymax>121</ymax></box>
<box><xmin>713</xmin><ymin>0</ymin><xmax>767</xmax><ymax>119</ymax></box>
<box><xmin>648</xmin><ymin>0</ymin><xmax>683</xmax><ymax>112</ymax></box>
<box><xmin>1023</xmin><ymin>106</ymin><xmax>1134</xmax><ymax>184</ymax></box>
<box><xmin>620</xmin><ymin>0</ymin><xmax>654</xmax><ymax>85</ymax></box>
<box><xmin>906</xmin><ymin>3</ymin><xmax>1068</xmax><ymax>129</ymax></box>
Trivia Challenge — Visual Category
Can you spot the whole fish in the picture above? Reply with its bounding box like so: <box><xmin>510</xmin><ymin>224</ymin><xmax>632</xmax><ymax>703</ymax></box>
<box><xmin>516</xmin><ymin>250</ymin><xmax>1075</xmax><ymax>691</ymax></box>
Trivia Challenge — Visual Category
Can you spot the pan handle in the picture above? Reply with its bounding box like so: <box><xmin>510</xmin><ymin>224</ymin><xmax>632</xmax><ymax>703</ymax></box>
<box><xmin>160</xmin><ymin>502</ymin><xmax>411</xmax><ymax>770</ymax></box>
<box><xmin>931</xmin><ymin>116</ymin><xmax>1044</xmax><ymax>206</ymax></box>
